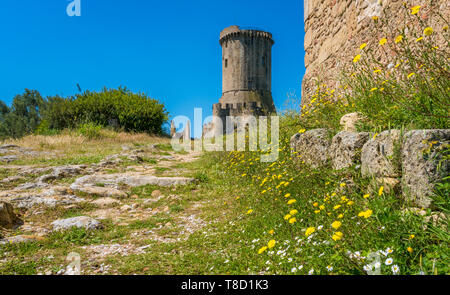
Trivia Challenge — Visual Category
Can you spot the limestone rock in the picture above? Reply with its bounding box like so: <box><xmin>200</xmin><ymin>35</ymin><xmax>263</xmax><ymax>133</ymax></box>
<box><xmin>361</xmin><ymin>130</ymin><xmax>402</xmax><ymax>178</ymax></box>
<box><xmin>330</xmin><ymin>131</ymin><xmax>371</xmax><ymax>170</ymax></box>
<box><xmin>91</xmin><ymin>197</ymin><xmax>120</xmax><ymax>207</ymax></box>
<box><xmin>290</xmin><ymin>128</ymin><xmax>332</xmax><ymax>168</ymax></box>
<box><xmin>75</xmin><ymin>186</ymin><xmax>128</xmax><ymax>199</ymax></box>
<box><xmin>11</xmin><ymin>194</ymin><xmax>84</xmax><ymax>209</ymax></box>
<box><xmin>401</xmin><ymin>129</ymin><xmax>450</xmax><ymax>208</ymax></box>
<box><xmin>51</xmin><ymin>216</ymin><xmax>102</xmax><ymax>231</ymax></box>
<box><xmin>0</xmin><ymin>202</ymin><xmax>22</xmax><ymax>229</ymax></box>
<box><xmin>0</xmin><ymin>235</ymin><xmax>43</xmax><ymax>245</ymax></box>
<box><xmin>1</xmin><ymin>176</ymin><xmax>25</xmax><ymax>183</ymax></box>
<box><xmin>340</xmin><ymin>112</ymin><xmax>364</xmax><ymax>132</ymax></box>
<box><xmin>0</xmin><ymin>155</ymin><xmax>18</xmax><ymax>163</ymax></box>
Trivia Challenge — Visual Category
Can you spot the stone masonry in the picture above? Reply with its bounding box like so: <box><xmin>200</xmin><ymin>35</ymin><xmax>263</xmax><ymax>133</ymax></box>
<box><xmin>302</xmin><ymin>0</ymin><xmax>450</xmax><ymax>105</ymax></box>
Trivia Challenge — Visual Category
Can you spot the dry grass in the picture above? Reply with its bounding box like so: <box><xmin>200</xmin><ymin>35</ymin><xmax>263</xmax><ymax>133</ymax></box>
<box><xmin>2</xmin><ymin>130</ymin><xmax>170</xmax><ymax>152</ymax></box>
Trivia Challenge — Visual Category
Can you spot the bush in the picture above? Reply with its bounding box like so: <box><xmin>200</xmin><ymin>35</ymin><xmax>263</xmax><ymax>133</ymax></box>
<box><xmin>44</xmin><ymin>87</ymin><xmax>168</xmax><ymax>135</ymax></box>
<box><xmin>76</xmin><ymin>122</ymin><xmax>104</xmax><ymax>139</ymax></box>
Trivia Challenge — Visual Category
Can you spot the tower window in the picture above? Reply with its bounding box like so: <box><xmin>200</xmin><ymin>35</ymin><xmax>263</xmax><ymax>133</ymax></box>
<box><xmin>225</xmin><ymin>59</ymin><xmax>228</xmax><ymax>68</ymax></box>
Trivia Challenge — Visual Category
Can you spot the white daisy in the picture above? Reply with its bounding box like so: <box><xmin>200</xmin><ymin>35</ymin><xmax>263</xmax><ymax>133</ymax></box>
<box><xmin>326</xmin><ymin>265</ymin><xmax>333</xmax><ymax>272</ymax></box>
<box><xmin>291</xmin><ymin>267</ymin><xmax>297</xmax><ymax>273</ymax></box>
<box><xmin>374</xmin><ymin>262</ymin><xmax>381</xmax><ymax>269</ymax></box>
<box><xmin>363</xmin><ymin>265</ymin><xmax>373</xmax><ymax>272</ymax></box>
<box><xmin>308</xmin><ymin>268</ymin><xmax>314</xmax><ymax>275</ymax></box>
<box><xmin>386</xmin><ymin>247</ymin><xmax>394</xmax><ymax>254</ymax></box>
<box><xmin>385</xmin><ymin>258</ymin><xmax>393</xmax><ymax>265</ymax></box>
<box><xmin>318</xmin><ymin>225</ymin><xmax>324</xmax><ymax>230</ymax></box>
<box><xmin>391</xmin><ymin>265</ymin><xmax>400</xmax><ymax>274</ymax></box>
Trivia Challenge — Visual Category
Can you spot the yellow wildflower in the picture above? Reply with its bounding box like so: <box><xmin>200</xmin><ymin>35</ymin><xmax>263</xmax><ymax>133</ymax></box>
<box><xmin>333</xmin><ymin>205</ymin><xmax>341</xmax><ymax>210</ymax></box>
<box><xmin>313</xmin><ymin>202</ymin><xmax>319</xmax><ymax>207</ymax></box>
<box><xmin>246</xmin><ymin>209</ymin><xmax>253</xmax><ymax>214</ymax></box>
<box><xmin>411</xmin><ymin>5</ymin><xmax>420</xmax><ymax>15</ymax></box>
<box><xmin>358</xmin><ymin>209</ymin><xmax>373</xmax><ymax>218</ymax></box>
<box><xmin>360</xmin><ymin>43</ymin><xmax>367</xmax><ymax>50</ymax></box>
<box><xmin>314</xmin><ymin>210</ymin><xmax>321</xmax><ymax>214</ymax></box>
<box><xmin>284</xmin><ymin>214</ymin><xmax>292</xmax><ymax>220</ymax></box>
<box><xmin>305</xmin><ymin>227</ymin><xmax>315</xmax><ymax>237</ymax></box>
<box><xmin>319</xmin><ymin>205</ymin><xmax>325</xmax><ymax>210</ymax></box>
<box><xmin>284</xmin><ymin>193</ymin><xmax>291</xmax><ymax>198</ymax></box>
<box><xmin>289</xmin><ymin>217</ymin><xmax>297</xmax><ymax>224</ymax></box>
<box><xmin>287</xmin><ymin>199</ymin><xmax>297</xmax><ymax>205</ymax></box>
<box><xmin>378</xmin><ymin>186</ymin><xmax>384</xmax><ymax>196</ymax></box>
<box><xmin>347</xmin><ymin>201</ymin><xmax>354</xmax><ymax>206</ymax></box>
<box><xmin>395</xmin><ymin>35</ymin><xmax>403</xmax><ymax>43</ymax></box>
<box><xmin>268</xmin><ymin>229</ymin><xmax>275</xmax><ymax>235</ymax></box>
<box><xmin>340</xmin><ymin>182</ymin><xmax>346</xmax><ymax>188</ymax></box>
<box><xmin>407</xmin><ymin>247</ymin><xmax>413</xmax><ymax>253</ymax></box>
<box><xmin>353</xmin><ymin>54</ymin><xmax>361</xmax><ymax>63</ymax></box>
<box><xmin>379</xmin><ymin>38</ymin><xmax>387</xmax><ymax>46</ymax></box>
<box><xmin>337</xmin><ymin>214</ymin><xmax>344</xmax><ymax>219</ymax></box>
<box><xmin>331</xmin><ymin>221</ymin><xmax>342</xmax><ymax>229</ymax></box>
<box><xmin>363</xmin><ymin>194</ymin><xmax>370</xmax><ymax>199</ymax></box>
<box><xmin>332</xmin><ymin>232</ymin><xmax>343</xmax><ymax>241</ymax></box>
<box><xmin>407</xmin><ymin>73</ymin><xmax>415</xmax><ymax>79</ymax></box>
<box><xmin>416</xmin><ymin>37</ymin><xmax>423</xmax><ymax>42</ymax></box>
<box><xmin>290</xmin><ymin>209</ymin><xmax>298</xmax><ymax>215</ymax></box>
<box><xmin>409</xmin><ymin>234</ymin><xmax>415</xmax><ymax>240</ymax></box>
<box><xmin>423</xmin><ymin>27</ymin><xmax>433</xmax><ymax>36</ymax></box>
<box><xmin>258</xmin><ymin>246</ymin><xmax>268</xmax><ymax>254</ymax></box>
<box><xmin>268</xmin><ymin>240</ymin><xmax>276</xmax><ymax>249</ymax></box>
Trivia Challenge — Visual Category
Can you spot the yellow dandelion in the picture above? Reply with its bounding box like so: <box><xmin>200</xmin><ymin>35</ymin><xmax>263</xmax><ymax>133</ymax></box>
<box><xmin>284</xmin><ymin>193</ymin><xmax>291</xmax><ymax>198</ymax></box>
<box><xmin>378</xmin><ymin>186</ymin><xmax>384</xmax><ymax>196</ymax></box>
<box><xmin>287</xmin><ymin>199</ymin><xmax>297</xmax><ymax>205</ymax></box>
<box><xmin>340</xmin><ymin>182</ymin><xmax>346</xmax><ymax>187</ymax></box>
<box><xmin>360</xmin><ymin>43</ymin><xmax>367</xmax><ymax>50</ymax></box>
<box><xmin>289</xmin><ymin>217</ymin><xmax>297</xmax><ymax>224</ymax></box>
<box><xmin>246</xmin><ymin>209</ymin><xmax>253</xmax><ymax>215</ymax></box>
<box><xmin>333</xmin><ymin>205</ymin><xmax>341</xmax><ymax>210</ymax></box>
<box><xmin>372</xmin><ymin>16</ymin><xmax>379</xmax><ymax>21</ymax></box>
<box><xmin>370</xmin><ymin>87</ymin><xmax>378</xmax><ymax>92</ymax></box>
<box><xmin>409</xmin><ymin>234</ymin><xmax>415</xmax><ymax>240</ymax></box>
<box><xmin>331</xmin><ymin>221</ymin><xmax>342</xmax><ymax>229</ymax></box>
<box><xmin>416</xmin><ymin>37</ymin><xmax>423</xmax><ymax>42</ymax></box>
<box><xmin>395</xmin><ymin>35</ymin><xmax>403</xmax><ymax>43</ymax></box>
<box><xmin>411</xmin><ymin>5</ymin><xmax>420</xmax><ymax>15</ymax></box>
<box><xmin>423</xmin><ymin>27</ymin><xmax>433</xmax><ymax>36</ymax></box>
<box><xmin>353</xmin><ymin>54</ymin><xmax>361</xmax><ymax>63</ymax></box>
<box><xmin>258</xmin><ymin>246</ymin><xmax>268</xmax><ymax>254</ymax></box>
<box><xmin>363</xmin><ymin>193</ymin><xmax>370</xmax><ymax>199</ymax></box>
<box><xmin>305</xmin><ymin>227</ymin><xmax>315</xmax><ymax>237</ymax></box>
<box><xmin>268</xmin><ymin>229</ymin><xmax>275</xmax><ymax>235</ymax></box>
<box><xmin>268</xmin><ymin>240</ymin><xmax>276</xmax><ymax>249</ymax></box>
<box><xmin>379</xmin><ymin>38</ymin><xmax>387</xmax><ymax>46</ymax></box>
<box><xmin>290</xmin><ymin>209</ymin><xmax>298</xmax><ymax>215</ymax></box>
<box><xmin>407</xmin><ymin>247</ymin><xmax>413</xmax><ymax>253</ymax></box>
<box><xmin>284</xmin><ymin>214</ymin><xmax>292</xmax><ymax>220</ymax></box>
<box><xmin>337</xmin><ymin>214</ymin><xmax>344</xmax><ymax>219</ymax></box>
<box><xmin>332</xmin><ymin>231</ymin><xmax>343</xmax><ymax>241</ymax></box>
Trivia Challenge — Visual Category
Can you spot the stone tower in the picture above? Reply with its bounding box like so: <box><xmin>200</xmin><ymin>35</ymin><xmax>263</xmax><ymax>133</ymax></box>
<box><xmin>205</xmin><ymin>26</ymin><xmax>276</xmax><ymax>137</ymax></box>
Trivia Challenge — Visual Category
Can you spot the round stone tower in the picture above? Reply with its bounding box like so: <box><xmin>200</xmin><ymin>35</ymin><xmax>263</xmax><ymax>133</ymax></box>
<box><xmin>218</xmin><ymin>25</ymin><xmax>276</xmax><ymax>113</ymax></box>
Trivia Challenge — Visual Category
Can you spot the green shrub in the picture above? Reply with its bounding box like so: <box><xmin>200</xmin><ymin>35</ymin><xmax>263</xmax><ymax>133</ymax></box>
<box><xmin>76</xmin><ymin>122</ymin><xmax>104</xmax><ymax>139</ymax></box>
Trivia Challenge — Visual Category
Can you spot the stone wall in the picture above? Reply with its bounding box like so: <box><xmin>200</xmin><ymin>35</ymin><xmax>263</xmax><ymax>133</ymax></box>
<box><xmin>290</xmin><ymin>123</ymin><xmax>449</xmax><ymax>209</ymax></box>
<box><xmin>302</xmin><ymin>0</ymin><xmax>450</xmax><ymax>105</ymax></box>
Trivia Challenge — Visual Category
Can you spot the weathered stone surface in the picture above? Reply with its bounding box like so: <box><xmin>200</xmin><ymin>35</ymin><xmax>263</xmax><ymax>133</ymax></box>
<box><xmin>71</xmin><ymin>173</ymin><xmax>194</xmax><ymax>193</ymax></box>
<box><xmin>76</xmin><ymin>186</ymin><xmax>128</xmax><ymax>199</ymax></box>
<box><xmin>0</xmin><ymin>144</ymin><xmax>19</xmax><ymax>149</ymax></box>
<box><xmin>10</xmin><ymin>195</ymin><xmax>84</xmax><ymax>209</ymax></box>
<box><xmin>1</xmin><ymin>176</ymin><xmax>25</xmax><ymax>183</ymax></box>
<box><xmin>290</xmin><ymin>129</ymin><xmax>331</xmax><ymax>168</ymax></box>
<box><xmin>340</xmin><ymin>113</ymin><xmax>364</xmax><ymax>132</ymax></box>
<box><xmin>0</xmin><ymin>202</ymin><xmax>22</xmax><ymax>229</ymax></box>
<box><xmin>151</xmin><ymin>190</ymin><xmax>162</xmax><ymax>198</ymax></box>
<box><xmin>330</xmin><ymin>131</ymin><xmax>371</xmax><ymax>170</ymax></box>
<box><xmin>361</xmin><ymin>130</ymin><xmax>402</xmax><ymax>178</ymax></box>
<box><xmin>0</xmin><ymin>235</ymin><xmax>44</xmax><ymax>245</ymax></box>
<box><xmin>91</xmin><ymin>197</ymin><xmax>121</xmax><ymax>207</ymax></box>
<box><xmin>51</xmin><ymin>216</ymin><xmax>102</xmax><ymax>231</ymax></box>
<box><xmin>401</xmin><ymin>129</ymin><xmax>450</xmax><ymax>208</ymax></box>
<box><xmin>0</xmin><ymin>155</ymin><xmax>18</xmax><ymax>163</ymax></box>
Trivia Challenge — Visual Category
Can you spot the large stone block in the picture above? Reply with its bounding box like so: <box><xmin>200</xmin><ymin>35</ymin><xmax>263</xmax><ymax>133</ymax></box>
<box><xmin>361</xmin><ymin>130</ymin><xmax>402</xmax><ymax>177</ymax></box>
<box><xmin>402</xmin><ymin>129</ymin><xmax>450</xmax><ymax>208</ymax></box>
<box><xmin>290</xmin><ymin>128</ymin><xmax>331</xmax><ymax>168</ymax></box>
<box><xmin>330</xmin><ymin>131</ymin><xmax>371</xmax><ymax>170</ymax></box>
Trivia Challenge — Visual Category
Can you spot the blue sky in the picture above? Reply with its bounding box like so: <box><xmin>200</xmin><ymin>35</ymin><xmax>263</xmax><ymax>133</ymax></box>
<box><xmin>0</xmin><ymin>0</ymin><xmax>305</xmax><ymax>135</ymax></box>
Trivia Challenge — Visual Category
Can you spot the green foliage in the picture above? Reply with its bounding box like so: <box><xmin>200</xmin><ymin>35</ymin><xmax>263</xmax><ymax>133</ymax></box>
<box><xmin>76</xmin><ymin>122</ymin><xmax>104</xmax><ymax>139</ymax></box>
<box><xmin>0</xmin><ymin>89</ymin><xmax>44</xmax><ymax>139</ymax></box>
<box><xmin>0</xmin><ymin>87</ymin><xmax>168</xmax><ymax>139</ymax></box>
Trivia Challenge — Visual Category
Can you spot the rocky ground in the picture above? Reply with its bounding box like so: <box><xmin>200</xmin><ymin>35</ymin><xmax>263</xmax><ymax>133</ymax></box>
<box><xmin>0</xmin><ymin>134</ymin><xmax>222</xmax><ymax>275</ymax></box>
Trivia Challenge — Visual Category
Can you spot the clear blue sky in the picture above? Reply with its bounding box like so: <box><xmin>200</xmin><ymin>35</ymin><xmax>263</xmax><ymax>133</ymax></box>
<box><xmin>0</xmin><ymin>0</ymin><xmax>305</xmax><ymax>135</ymax></box>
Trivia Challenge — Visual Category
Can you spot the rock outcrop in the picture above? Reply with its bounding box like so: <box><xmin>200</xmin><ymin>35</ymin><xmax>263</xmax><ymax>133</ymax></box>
<box><xmin>401</xmin><ymin>129</ymin><xmax>450</xmax><ymax>208</ymax></box>
<box><xmin>0</xmin><ymin>202</ymin><xmax>23</xmax><ymax>229</ymax></box>
<box><xmin>330</xmin><ymin>131</ymin><xmax>371</xmax><ymax>170</ymax></box>
<box><xmin>290</xmin><ymin>128</ymin><xmax>331</xmax><ymax>168</ymax></box>
<box><xmin>51</xmin><ymin>216</ymin><xmax>102</xmax><ymax>231</ymax></box>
